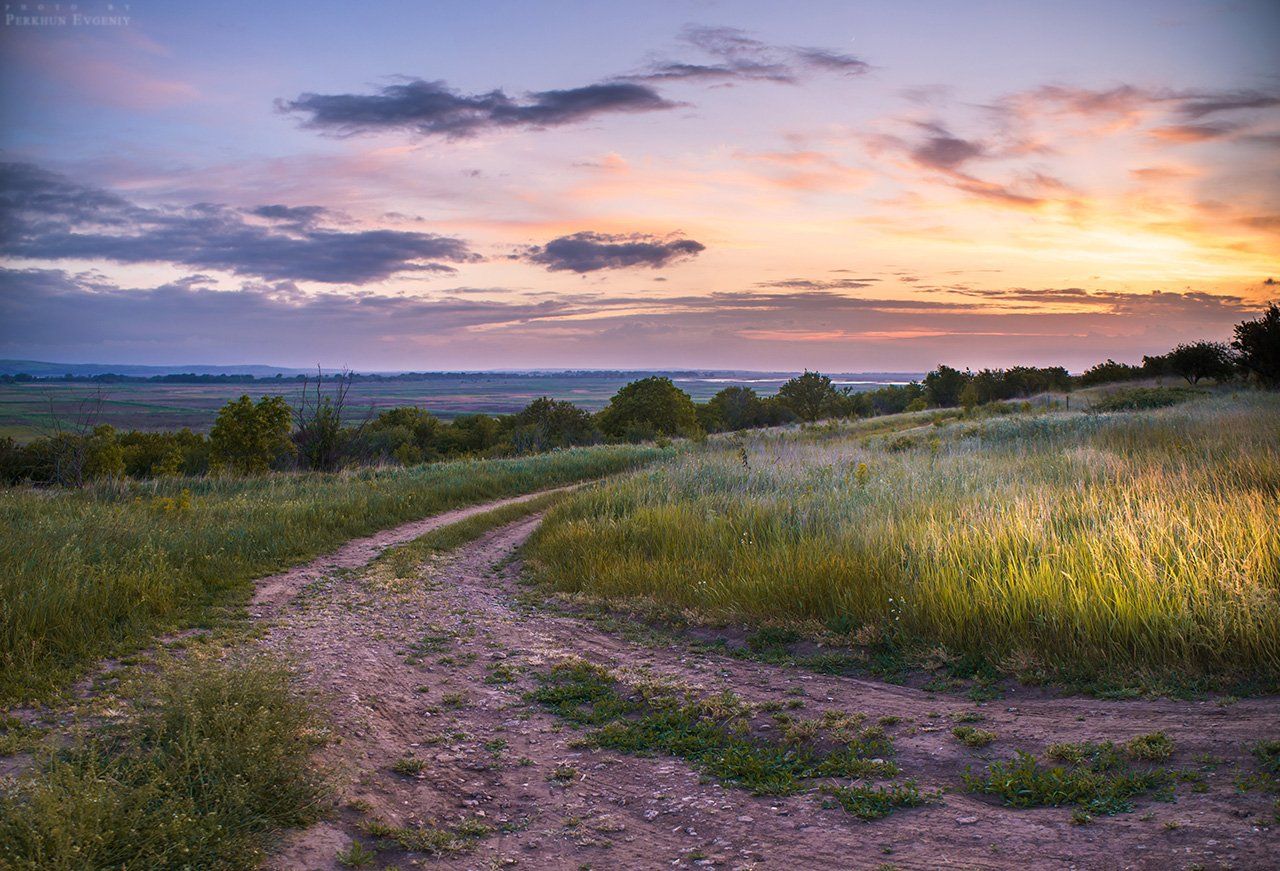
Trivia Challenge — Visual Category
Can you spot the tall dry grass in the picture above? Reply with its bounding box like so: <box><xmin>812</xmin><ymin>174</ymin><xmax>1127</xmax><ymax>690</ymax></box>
<box><xmin>529</xmin><ymin>394</ymin><xmax>1280</xmax><ymax>686</ymax></box>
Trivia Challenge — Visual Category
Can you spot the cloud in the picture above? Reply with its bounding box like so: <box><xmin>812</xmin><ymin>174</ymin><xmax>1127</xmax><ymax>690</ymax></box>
<box><xmin>0</xmin><ymin>162</ymin><xmax>478</xmax><ymax>284</ymax></box>
<box><xmin>518</xmin><ymin>231</ymin><xmax>705</xmax><ymax>273</ymax></box>
<box><xmin>625</xmin><ymin>25</ymin><xmax>868</xmax><ymax>84</ymax></box>
<box><xmin>757</xmin><ymin>278</ymin><xmax>879</xmax><ymax>290</ymax></box>
<box><xmin>909</xmin><ymin>125</ymin><xmax>985</xmax><ymax>170</ymax></box>
<box><xmin>1149</xmin><ymin>123</ymin><xmax>1239</xmax><ymax>142</ymax></box>
<box><xmin>1176</xmin><ymin>90</ymin><xmax>1280</xmax><ymax>120</ymax></box>
<box><xmin>2</xmin><ymin>269</ymin><xmax>1258</xmax><ymax>370</ymax></box>
<box><xmin>280</xmin><ymin>78</ymin><xmax>675</xmax><ymax>138</ymax></box>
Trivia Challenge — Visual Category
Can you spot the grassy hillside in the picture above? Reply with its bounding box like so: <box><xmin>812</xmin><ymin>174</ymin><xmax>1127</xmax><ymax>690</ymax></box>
<box><xmin>0</xmin><ymin>444</ymin><xmax>666</xmax><ymax>703</ymax></box>
<box><xmin>528</xmin><ymin>393</ymin><xmax>1280</xmax><ymax>690</ymax></box>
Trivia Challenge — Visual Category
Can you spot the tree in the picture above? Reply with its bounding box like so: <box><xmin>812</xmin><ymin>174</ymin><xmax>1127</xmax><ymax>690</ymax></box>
<box><xmin>923</xmin><ymin>364</ymin><xmax>971</xmax><ymax>407</ymax></box>
<box><xmin>210</xmin><ymin>395</ymin><xmax>293</xmax><ymax>474</ymax></box>
<box><xmin>510</xmin><ymin>397</ymin><xmax>599</xmax><ymax>451</ymax></box>
<box><xmin>598</xmin><ymin>377</ymin><xmax>700</xmax><ymax>440</ymax></box>
<box><xmin>1166</xmin><ymin>341</ymin><xmax>1235</xmax><ymax>385</ymax></box>
<box><xmin>705</xmin><ymin>386</ymin><xmax>767</xmax><ymax>431</ymax></box>
<box><xmin>776</xmin><ymin>371</ymin><xmax>843</xmax><ymax>422</ymax></box>
<box><xmin>1232</xmin><ymin>302</ymin><xmax>1280</xmax><ymax>388</ymax></box>
<box><xmin>1080</xmin><ymin>359</ymin><xmax>1144</xmax><ymax>386</ymax></box>
<box><xmin>363</xmin><ymin>406</ymin><xmax>442</xmax><ymax>463</ymax></box>
<box><xmin>292</xmin><ymin>370</ymin><xmax>371</xmax><ymax>471</ymax></box>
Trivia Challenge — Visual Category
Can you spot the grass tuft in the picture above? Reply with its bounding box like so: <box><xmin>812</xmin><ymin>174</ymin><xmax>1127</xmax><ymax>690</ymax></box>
<box><xmin>0</xmin><ymin>656</ymin><xmax>326</xmax><ymax>870</ymax></box>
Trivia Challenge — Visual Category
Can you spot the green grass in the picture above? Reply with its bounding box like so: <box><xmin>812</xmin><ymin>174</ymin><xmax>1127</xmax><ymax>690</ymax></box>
<box><xmin>0</xmin><ymin>444</ymin><xmax>665</xmax><ymax>703</ymax></box>
<box><xmin>0</xmin><ymin>656</ymin><xmax>326</xmax><ymax>870</ymax></box>
<box><xmin>529</xmin><ymin>660</ymin><xmax>899</xmax><ymax>798</ymax></box>
<box><xmin>952</xmin><ymin>726</ymin><xmax>996</xmax><ymax>748</ymax></box>
<box><xmin>962</xmin><ymin>746</ymin><xmax>1177</xmax><ymax>815</ymax></box>
<box><xmin>527</xmin><ymin>394</ymin><xmax>1280</xmax><ymax>688</ymax></box>
<box><xmin>821</xmin><ymin>780</ymin><xmax>936</xmax><ymax>820</ymax></box>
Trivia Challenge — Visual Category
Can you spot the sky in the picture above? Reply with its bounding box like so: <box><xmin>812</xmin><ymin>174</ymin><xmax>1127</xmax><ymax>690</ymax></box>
<box><xmin>1</xmin><ymin>0</ymin><xmax>1277</xmax><ymax>371</ymax></box>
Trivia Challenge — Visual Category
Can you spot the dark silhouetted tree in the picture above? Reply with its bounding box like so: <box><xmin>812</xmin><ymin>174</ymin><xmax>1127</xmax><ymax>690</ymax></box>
<box><xmin>923</xmin><ymin>364</ymin><xmax>971</xmax><ymax>407</ymax></box>
<box><xmin>1232</xmin><ymin>302</ymin><xmax>1280</xmax><ymax>388</ymax></box>
<box><xmin>1166</xmin><ymin>341</ymin><xmax>1235</xmax><ymax>385</ymax></box>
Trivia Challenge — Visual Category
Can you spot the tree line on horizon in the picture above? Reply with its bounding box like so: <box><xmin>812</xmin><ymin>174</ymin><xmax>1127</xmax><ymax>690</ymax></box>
<box><xmin>1</xmin><ymin>303</ymin><xmax>1275</xmax><ymax>487</ymax></box>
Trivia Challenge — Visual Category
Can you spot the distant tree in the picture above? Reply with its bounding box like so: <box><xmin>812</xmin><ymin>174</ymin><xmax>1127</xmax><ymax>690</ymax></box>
<box><xmin>776</xmin><ymin>371</ymin><xmax>843</xmax><ymax>421</ymax></box>
<box><xmin>1141</xmin><ymin>353</ymin><xmax>1171</xmax><ymax>379</ymax></box>
<box><xmin>439</xmin><ymin>414</ymin><xmax>504</xmax><ymax>455</ymax></box>
<box><xmin>598</xmin><ymin>377</ymin><xmax>700</xmax><ymax>441</ymax></box>
<box><xmin>1079</xmin><ymin>359</ymin><xmax>1144</xmax><ymax>386</ymax></box>
<box><xmin>923</xmin><ymin>364</ymin><xmax>971</xmax><ymax>407</ymax></box>
<box><xmin>864</xmin><ymin>382</ymin><xmax>925</xmax><ymax>415</ymax></box>
<box><xmin>292</xmin><ymin>371</ymin><xmax>371</xmax><ymax>471</ymax></box>
<box><xmin>82</xmin><ymin>425</ymin><xmax>125</xmax><ymax>480</ymax></box>
<box><xmin>1166</xmin><ymin>341</ymin><xmax>1235</xmax><ymax>385</ymax></box>
<box><xmin>210</xmin><ymin>395</ymin><xmax>293</xmax><ymax>474</ymax></box>
<box><xmin>510</xmin><ymin>397</ymin><xmax>599</xmax><ymax>451</ymax></box>
<box><xmin>363</xmin><ymin>406</ymin><xmax>442</xmax><ymax>464</ymax></box>
<box><xmin>1232</xmin><ymin>302</ymin><xmax>1280</xmax><ymax>388</ymax></box>
<box><xmin>705</xmin><ymin>386</ymin><xmax>766</xmax><ymax>431</ymax></box>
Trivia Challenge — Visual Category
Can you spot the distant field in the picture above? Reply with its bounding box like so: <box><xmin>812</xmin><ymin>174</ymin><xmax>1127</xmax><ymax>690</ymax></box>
<box><xmin>0</xmin><ymin>373</ymin><xmax>909</xmax><ymax>440</ymax></box>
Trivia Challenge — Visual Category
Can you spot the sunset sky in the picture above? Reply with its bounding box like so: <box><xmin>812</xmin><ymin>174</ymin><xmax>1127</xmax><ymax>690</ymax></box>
<box><xmin>2</xmin><ymin>0</ymin><xmax>1278</xmax><ymax>371</ymax></box>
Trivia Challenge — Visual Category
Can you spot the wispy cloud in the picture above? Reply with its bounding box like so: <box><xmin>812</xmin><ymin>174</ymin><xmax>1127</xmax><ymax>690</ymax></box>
<box><xmin>624</xmin><ymin>25</ymin><xmax>869</xmax><ymax>84</ymax></box>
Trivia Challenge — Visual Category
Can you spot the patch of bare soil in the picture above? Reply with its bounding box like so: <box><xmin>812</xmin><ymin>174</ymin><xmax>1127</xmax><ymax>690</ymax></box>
<box><xmin>261</xmin><ymin>515</ymin><xmax>1279</xmax><ymax>870</ymax></box>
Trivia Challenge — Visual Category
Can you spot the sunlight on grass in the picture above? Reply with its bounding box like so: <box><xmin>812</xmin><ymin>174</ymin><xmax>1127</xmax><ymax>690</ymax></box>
<box><xmin>528</xmin><ymin>394</ymin><xmax>1280</xmax><ymax>687</ymax></box>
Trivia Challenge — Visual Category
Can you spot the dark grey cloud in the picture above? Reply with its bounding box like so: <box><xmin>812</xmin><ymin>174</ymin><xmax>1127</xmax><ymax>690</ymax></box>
<box><xmin>624</xmin><ymin>25</ymin><xmax>869</xmax><ymax>84</ymax></box>
<box><xmin>280</xmin><ymin>79</ymin><xmax>675</xmax><ymax>138</ymax></box>
<box><xmin>0</xmin><ymin>162</ymin><xmax>478</xmax><ymax>283</ymax></box>
<box><xmin>519</xmin><ymin>232</ymin><xmax>706</xmax><ymax>273</ymax></box>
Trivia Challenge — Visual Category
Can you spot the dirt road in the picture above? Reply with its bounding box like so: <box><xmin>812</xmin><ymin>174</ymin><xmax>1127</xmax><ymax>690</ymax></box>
<box><xmin>259</xmin><ymin>512</ymin><xmax>1279</xmax><ymax>870</ymax></box>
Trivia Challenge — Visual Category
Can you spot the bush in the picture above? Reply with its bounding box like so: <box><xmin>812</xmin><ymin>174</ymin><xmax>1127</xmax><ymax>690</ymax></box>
<box><xmin>1089</xmin><ymin>387</ymin><xmax>1198</xmax><ymax>412</ymax></box>
<box><xmin>210</xmin><ymin>395</ymin><xmax>293</xmax><ymax>474</ymax></box>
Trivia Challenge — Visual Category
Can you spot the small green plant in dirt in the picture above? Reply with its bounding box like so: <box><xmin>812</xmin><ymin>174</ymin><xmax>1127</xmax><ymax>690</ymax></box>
<box><xmin>392</xmin><ymin>756</ymin><xmax>428</xmax><ymax>776</ymax></box>
<box><xmin>821</xmin><ymin>780</ymin><xmax>938</xmax><ymax>821</ymax></box>
<box><xmin>363</xmin><ymin>818</ymin><xmax>490</xmax><ymax>857</ymax></box>
<box><xmin>337</xmin><ymin>840</ymin><xmax>378</xmax><ymax>868</ymax></box>
<box><xmin>1251</xmin><ymin>739</ymin><xmax>1280</xmax><ymax>775</ymax></box>
<box><xmin>964</xmin><ymin>744</ymin><xmax>1178</xmax><ymax>815</ymax></box>
<box><xmin>484</xmin><ymin>663</ymin><xmax>519</xmax><ymax>684</ymax></box>
<box><xmin>952</xmin><ymin>726</ymin><xmax>997</xmax><ymax>748</ymax></box>
<box><xmin>0</xmin><ymin>715</ymin><xmax>43</xmax><ymax>755</ymax></box>
<box><xmin>530</xmin><ymin>660</ymin><xmax>900</xmax><ymax>800</ymax></box>
<box><xmin>549</xmin><ymin>764</ymin><xmax>578</xmax><ymax>783</ymax></box>
<box><xmin>1126</xmin><ymin>732</ymin><xmax>1176</xmax><ymax>761</ymax></box>
<box><xmin>0</xmin><ymin>656</ymin><xmax>326</xmax><ymax>870</ymax></box>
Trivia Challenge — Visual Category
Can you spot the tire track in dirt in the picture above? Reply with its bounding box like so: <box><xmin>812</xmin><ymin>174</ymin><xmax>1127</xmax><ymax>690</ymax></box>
<box><xmin>262</xmin><ymin>514</ymin><xmax>1280</xmax><ymax>871</ymax></box>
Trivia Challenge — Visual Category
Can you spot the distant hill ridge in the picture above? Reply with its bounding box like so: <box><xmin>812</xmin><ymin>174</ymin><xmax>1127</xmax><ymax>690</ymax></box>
<box><xmin>0</xmin><ymin>360</ymin><xmax>923</xmax><ymax>381</ymax></box>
